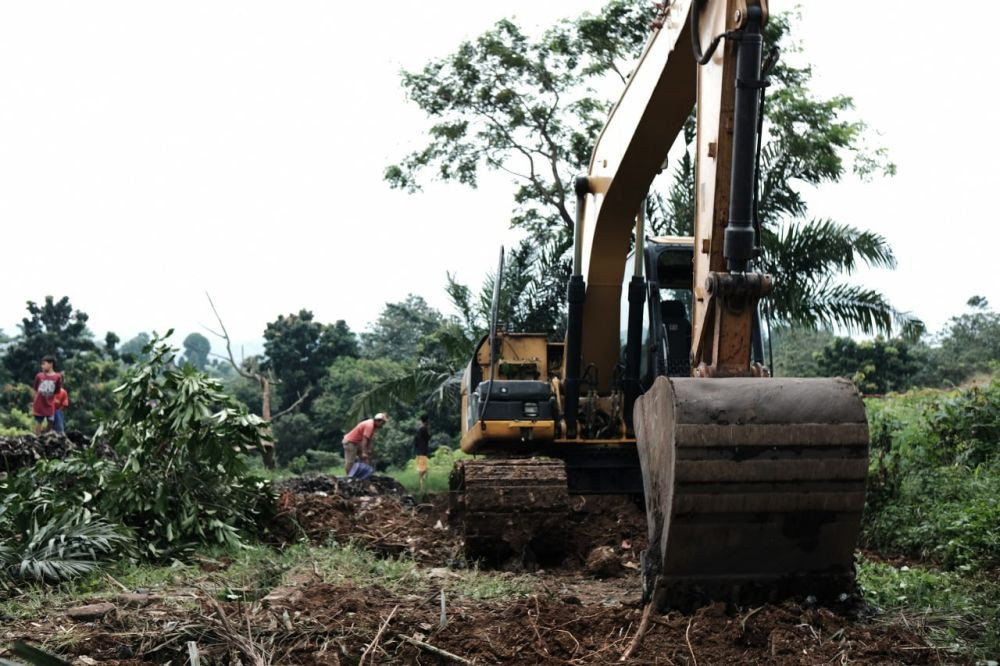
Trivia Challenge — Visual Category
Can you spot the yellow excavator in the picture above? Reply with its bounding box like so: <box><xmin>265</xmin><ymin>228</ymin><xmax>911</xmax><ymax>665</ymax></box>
<box><xmin>449</xmin><ymin>0</ymin><xmax>869</xmax><ymax>609</ymax></box>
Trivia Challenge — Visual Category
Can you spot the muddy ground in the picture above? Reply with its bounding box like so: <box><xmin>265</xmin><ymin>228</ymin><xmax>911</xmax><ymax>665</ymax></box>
<box><xmin>0</xmin><ymin>476</ymin><xmax>940</xmax><ymax>665</ymax></box>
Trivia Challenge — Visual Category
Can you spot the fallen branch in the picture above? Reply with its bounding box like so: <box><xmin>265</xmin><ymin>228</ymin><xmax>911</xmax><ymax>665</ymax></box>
<box><xmin>740</xmin><ymin>606</ymin><xmax>763</xmax><ymax>634</ymax></box>
<box><xmin>685</xmin><ymin>617</ymin><xmax>698</xmax><ymax>666</ymax></box>
<box><xmin>620</xmin><ymin>602</ymin><xmax>653</xmax><ymax>661</ymax></box>
<box><xmin>529</xmin><ymin>595</ymin><xmax>549</xmax><ymax>655</ymax></box>
<box><xmin>397</xmin><ymin>634</ymin><xmax>474</xmax><ymax>665</ymax></box>
<box><xmin>359</xmin><ymin>604</ymin><xmax>398</xmax><ymax>666</ymax></box>
<box><xmin>105</xmin><ymin>572</ymin><xmax>129</xmax><ymax>592</ymax></box>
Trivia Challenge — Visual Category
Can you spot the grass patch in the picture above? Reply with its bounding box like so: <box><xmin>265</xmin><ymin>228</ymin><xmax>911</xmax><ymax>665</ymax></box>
<box><xmin>310</xmin><ymin>541</ymin><xmax>532</xmax><ymax>600</ymax></box>
<box><xmin>0</xmin><ymin>540</ymin><xmax>534</xmax><ymax>628</ymax></box>
<box><xmin>448</xmin><ymin>567</ymin><xmax>534</xmax><ymax>600</ymax></box>
<box><xmin>386</xmin><ymin>446</ymin><xmax>467</xmax><ymax>495</ymax></box>
<box><xmin>312</xmin><ymin>541</ymin><xmax>426</xmax><ymax>593</ymax></box>
<box><xmin>857</xmin><ymin>555</ymin><xmax>1000</xmax><ymax>659</ymax></box>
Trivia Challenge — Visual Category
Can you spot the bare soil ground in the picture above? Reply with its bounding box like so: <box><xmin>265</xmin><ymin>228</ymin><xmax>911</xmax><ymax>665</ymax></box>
<box><xmin>0</xmin><ymin>475</ymin><xmax>939</xmax><ymax>665</ymax></box>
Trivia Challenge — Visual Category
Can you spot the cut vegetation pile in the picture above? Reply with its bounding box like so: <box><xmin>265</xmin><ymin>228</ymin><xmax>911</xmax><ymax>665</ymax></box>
<box><xmin>0</xmin><ymin>431</ymin><xmax>109</xmax><ymax>474</ymax></box>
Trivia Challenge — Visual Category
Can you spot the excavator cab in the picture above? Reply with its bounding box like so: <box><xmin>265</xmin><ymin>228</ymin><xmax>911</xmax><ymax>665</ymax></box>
<box><xmin>626</xmin><ymin>236</ymin><xmax>762</xmax><ymax>385</ymax></box>
<box><xmin>642</xmin><ymin>238</ymin><xmax>696</xmax><ymax>380</ymax></box>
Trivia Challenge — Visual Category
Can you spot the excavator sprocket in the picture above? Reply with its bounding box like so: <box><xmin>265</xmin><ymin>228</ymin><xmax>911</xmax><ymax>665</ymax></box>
<box><xmin>449</xmin><ymin>458</ymin><xmax>570</xmax><ymax>566</ymax></box>
<box><xmin>634</xmin><ymin>376</ymin><xmax>869</xmax><ymax>610</ymax></box>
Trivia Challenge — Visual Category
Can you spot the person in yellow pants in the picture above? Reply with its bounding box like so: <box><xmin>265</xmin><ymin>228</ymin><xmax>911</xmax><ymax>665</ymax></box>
<box><xmin>413</xmin><ymin>414</ymin><xmax>431</xmax><ymax>494</ymax></box>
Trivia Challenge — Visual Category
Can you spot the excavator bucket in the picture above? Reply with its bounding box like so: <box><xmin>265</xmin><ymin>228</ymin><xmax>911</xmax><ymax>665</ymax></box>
<box><xmin>634</xmin><ymin>376</ymin><xmax>869</xmax><ymax>610</ymax></box>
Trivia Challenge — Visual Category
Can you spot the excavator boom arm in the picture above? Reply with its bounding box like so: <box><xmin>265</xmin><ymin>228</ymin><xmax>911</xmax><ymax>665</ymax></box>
<box><xmin>575</xmin><ymin>0</ymin><xmax>770</xmax><ymax>390</ymax></box>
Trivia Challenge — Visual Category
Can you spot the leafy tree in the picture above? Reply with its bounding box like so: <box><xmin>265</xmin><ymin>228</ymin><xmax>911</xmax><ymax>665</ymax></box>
<box><xmin>347</xmin><ymin>242</ymin><xmax>573</xmax><ymax>430</ymax></box>
<box><xmin>181</xmin><ymin>332</ymin><xmax>211</xmax><ymax>370</ymax></box>
<box><xmin>0</xmin><ymin>330</ymin><xmax>11</xmax><ymax>386</ymax></box>
<box><xmin>2</xmin><ymin>296</ymin><xmax>97</xmax><ymax>382</ymax></box>
<box><xmin>361</xmin><ymin>295</ymin><xmax>446</xmax><ymax>362</ymax></box>
<box><xmin>816</xmin><ymin>337</ymin><xmax>921</xmax><ymax>394</ymax></box>
<box><xmin>104</xmin><ymin>332</ymin><xmax>121</xmax><ymax>360</ymax></box>
<box><xmin>388</xmin><ymin>2</ymin><xmax>915</xmax><ymax>336</ymax></box>
<box><xmin>932</xmin><ymin>296</ymin><xmax>1000</xmax><ymax>385</ymax></box>
<box><xmin>447</xmin><ymin>237</ymin><xmax>571</xmax><ymax>339</ymax></box>
<box><xmin>370</xmin><ymin>414</ymin><xmax>424</xmax><ymax>472</ymax></box>
<box><xmin>652</xmin><ymin>15</ymin><xmax>911</xmax><ymax>335</ymax></box>
<box><xmin>271</xmin><ymin>413</ymin><xmax>321</xmax><ymax>466</ymax></box>
<box><xmin>385</xmin><ymin>0</ymin><xmax>652</xmax><ymax>242</ymax></box>
<box><xmin>119</xmin><ymin>332</ymin><xmax>152</xmax><ymax>363</ymax></box>
<box><xmin>263</xmin><ymin>311</ymin><xmax>359</xmax><ymax>408</ymax></box>
<box><xmin>768</xmin><ymin>325</ymin><xmax>833</xmax><ymax>378</ymax></box>
<box><xmin>0</xmin><ymin>297</ymin><xmax>126</xmax><ymax>436</ymax></box>
<box><xmin>60</xmin><ymin>350</ymin><xmax>126</xmax><ymax>435</ymax></box>
<box><xmin>312</xmin><ymin>356</ymin><xmax>408</xmax><ymax>445</ymax></box>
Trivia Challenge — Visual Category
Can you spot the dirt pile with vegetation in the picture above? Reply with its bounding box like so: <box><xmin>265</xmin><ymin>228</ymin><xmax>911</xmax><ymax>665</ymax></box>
<box><xmin>271</xmin><ymin>475</ymin><xmax>456</xmax><ymax>564</ymax></box>
<box><xmin>0</xmin><ymin>431</ymin><xmax>109</xmax><ymax>474</ymax></box>
<box><xmin>276</xmin><ymin>472</ymin><xmax>410</xmax><ymax>498</ymax></box>
<box><xmin>1</xmin><ymin>485</ymin><xmax>934</xmax><ymax>666</ymax></box>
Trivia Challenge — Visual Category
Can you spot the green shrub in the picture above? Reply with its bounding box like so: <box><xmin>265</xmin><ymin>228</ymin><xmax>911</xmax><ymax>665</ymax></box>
<box><xmin>304</xmin><ymin>448</ymin><xmax>342</xmax><ymax>470</ymax></box>
<box><xmin>94</xmin><ymin>336</ymin><xmax>276</xmax><ymax>558</ymax></box>
<box><xmin>286</xmin><ymin>455</ymin><xmax>308</xmax><ymax>474</ymax></box>
<box><xmin>0</xmin><ymin>404</ymin><xmax>34</xmax><ymax>435</ymax></box>
<box><xmin>862</xmin><ymin>381</ymin><xmax>1000</xmax><ymax>571</ymax></box>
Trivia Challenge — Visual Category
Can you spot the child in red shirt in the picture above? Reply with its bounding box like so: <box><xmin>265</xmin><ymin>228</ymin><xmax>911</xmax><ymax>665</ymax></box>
<box><xmin>53</xmin><ymin>387</ymin><xmax>69</xmax><ymax>433</ymax></box>
<box><xmin>32</xmin><ymin>355</ymin><xmax>63</xmax><ymax>435</ymax></box>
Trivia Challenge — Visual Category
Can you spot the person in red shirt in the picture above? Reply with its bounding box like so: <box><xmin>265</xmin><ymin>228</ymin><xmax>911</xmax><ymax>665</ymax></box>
<box><xmin>341</xmin><ymin>412</ymin><xmax>387</xmax><ymax>475</ymax></box>
<box><xmin>53</xmin><ymin>386</ymin><xmax>70</xmax><ymax>433</ymax></box>
<box><xmin>32</xmin><ymin>355</ymin><xmax>63</xmax><ymax>435</ymax></box>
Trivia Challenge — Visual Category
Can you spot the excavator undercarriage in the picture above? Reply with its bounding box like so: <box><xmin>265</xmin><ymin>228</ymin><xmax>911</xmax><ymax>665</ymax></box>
<box><xmin>449</xmin><ymin>459</ymin><xmax>570</xmax><ymax>567</ymax></box>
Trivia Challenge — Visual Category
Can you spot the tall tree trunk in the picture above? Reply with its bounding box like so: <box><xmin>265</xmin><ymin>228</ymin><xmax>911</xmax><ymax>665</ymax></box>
<box><xmin>260</xmin><ymin>376</ymin><xmax>276</xmax><ymax>469</ymax></box>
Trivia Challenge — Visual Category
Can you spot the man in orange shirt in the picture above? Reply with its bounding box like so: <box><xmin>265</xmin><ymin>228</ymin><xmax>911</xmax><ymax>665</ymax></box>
<box><xmin>341</xmin><ymin>412</ymin><xmax>387</xmax><ymax>475</ymax></box>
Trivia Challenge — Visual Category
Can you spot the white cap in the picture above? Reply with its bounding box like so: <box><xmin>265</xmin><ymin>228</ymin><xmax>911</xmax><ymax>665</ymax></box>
<box><xmin>374</xmin><ymin>412</ymin><xmax>388</xmax><ymax>422</ymax></box>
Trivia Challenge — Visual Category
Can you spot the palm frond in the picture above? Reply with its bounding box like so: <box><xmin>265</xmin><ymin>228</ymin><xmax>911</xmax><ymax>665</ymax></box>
<box><xmin>4</xmin><ymin>512</ymin><xmax>130</xmax><ymax>583</ymax></box>
<box><xmin>347</xmin><ymin>363</ymin><xmax>461</xmax><ymax>423</ymax></box>
<box><xmin>762</xmin><ymin>218</ymin><xmax>896</xmax><ymax>278</ymax></box>
<box><xmin>767</xmin><ymin>278</ymin><xmax>918</xmax><ymax>336</ymax></box>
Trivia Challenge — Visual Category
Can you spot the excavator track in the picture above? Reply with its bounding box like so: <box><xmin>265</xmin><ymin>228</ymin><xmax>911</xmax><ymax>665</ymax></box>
<box><xmin>635</xmin><ymin>376</ymin><xmax>869</xmax><ymax>610</ymax></box>
<box><xmin>449</xmin><ymin>458</ymin><xmax>570</xmax><ymax>566</ymax></box>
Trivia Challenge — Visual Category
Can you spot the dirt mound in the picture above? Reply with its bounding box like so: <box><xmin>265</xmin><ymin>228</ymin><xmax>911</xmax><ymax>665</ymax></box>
<box><xmin>271</xmin><ymin>488</ymin><xmax>456</xmax><ymax>563</ymax></box>
<box><xmin>566</xmin><ymin>494</ymin><xmax>647</xmax><ymax>565</ymax></box>
<box><xmin>276</xmin><ymin>472</ymin><xmax>410</xmax><ymax>498</ymax></box>
<box><xmin>0</xmin><ymin>431</ymin><xmax>111</xmax><ymax>473</ymax></box>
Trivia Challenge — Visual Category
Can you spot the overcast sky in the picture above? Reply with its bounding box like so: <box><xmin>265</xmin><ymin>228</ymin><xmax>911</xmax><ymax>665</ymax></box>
<box><xmin>1</xmin><ymin>1</ymin><xmax>995</xmax><ymax>356</ymax></box>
